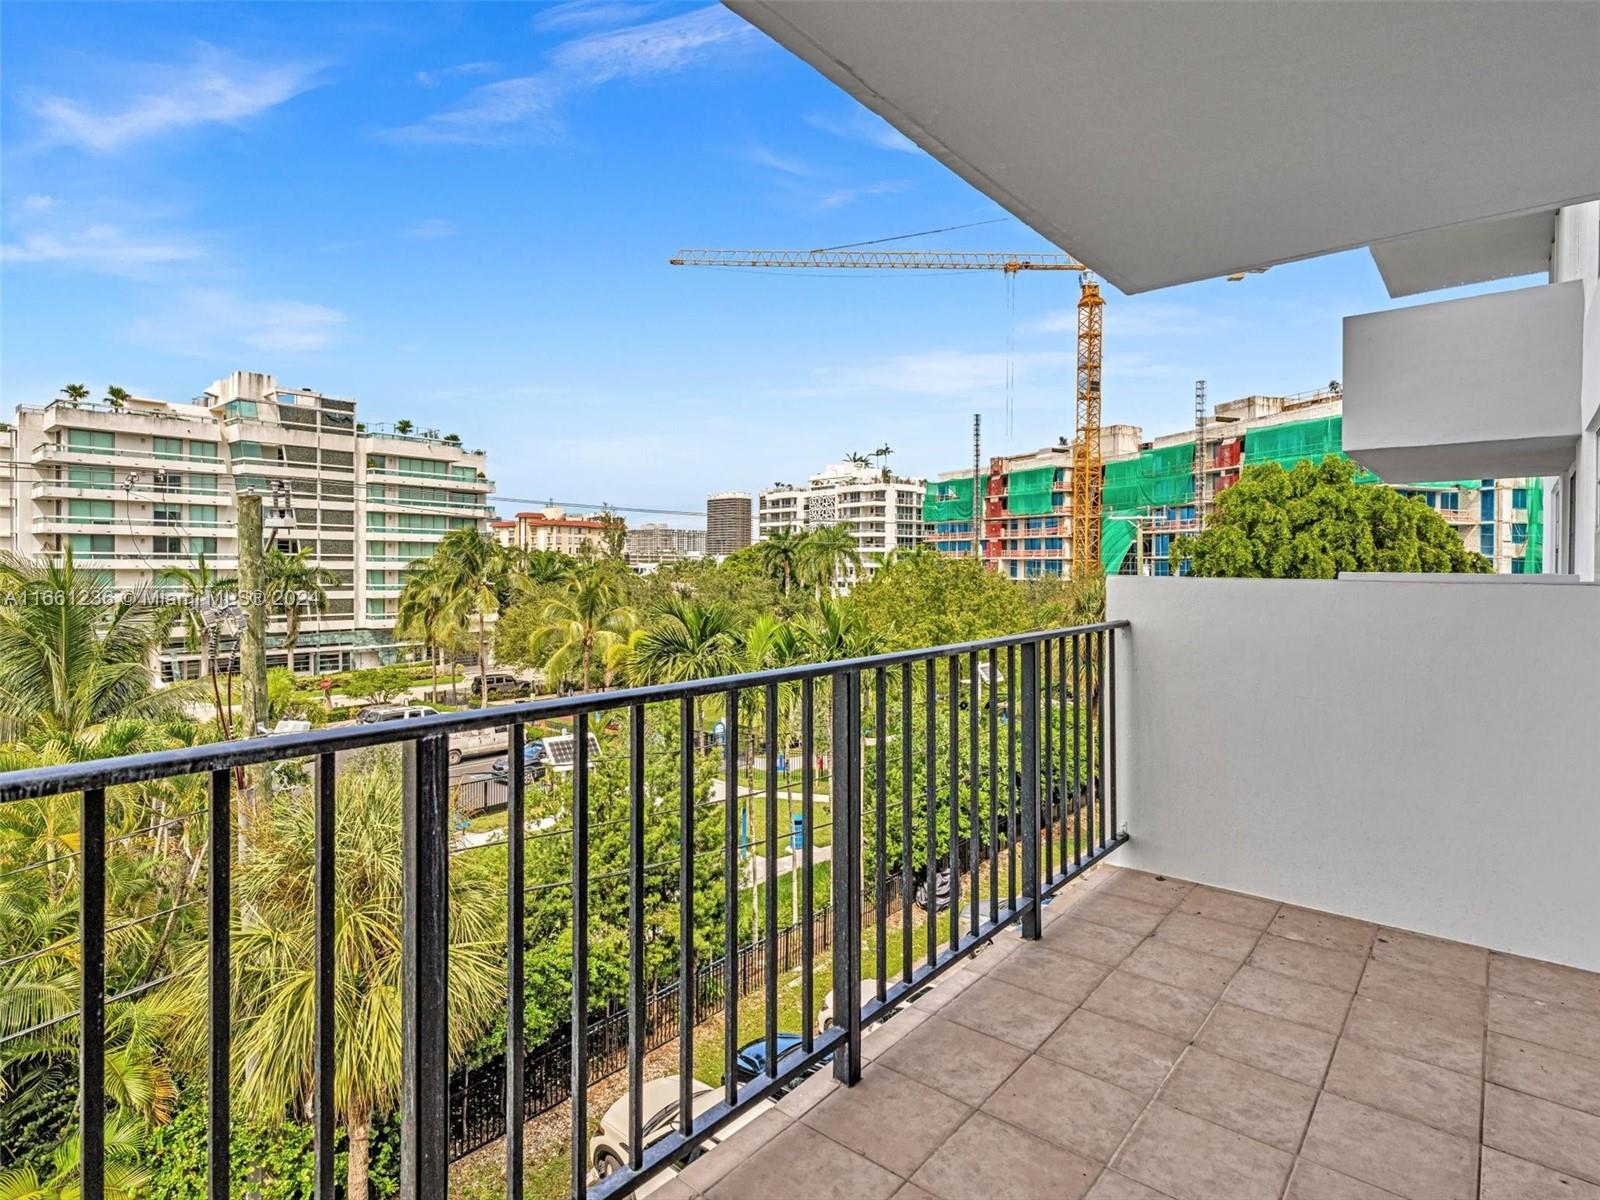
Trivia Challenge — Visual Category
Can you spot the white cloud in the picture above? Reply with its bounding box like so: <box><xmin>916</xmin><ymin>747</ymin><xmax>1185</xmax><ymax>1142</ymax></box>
<box><xmin>1</xmin><ymin>223</ymin><xmax>202</xmax><ymax>276</ymax></box>
<box><xmin>31</xmin><ymin>46</ymin><xmax>320</xmax><ymax>153</ymax></box>
<box><xmin>532</xmin><ymin>2</ymin><xmax>664</xmax><ymax>33</ymax></box>
<box><xmin>405</xmin><ymin>218</ymin><xmax>458</xmax><ymax>240</ymax></box>
<box><xmin>384</xmin><ymin>5</ymin><xmax>760</xmax><ymax>146</ymax></box>
<box><xmin>18</xmin><ymin>194</ymin><xmax>56</xmax><ymax>215</ymax></box>
<box><xmin>815</xmin><ymin>180</ymin><xmax>909</xmax><ymax>210</ymax></box>
<box><xmin>550</xmin><ymin>5</ymin><xmax>758</xmax><ymax>84</ymax></box>
<box><xmin>741</xmin><ymin>143</ymin><xmax>810</xmax><ymax>177</ymax></box>
<box><xmin>127</xmin><ymin>290</ymin><xmax>346</xmax><ymax>356</ymax></box>
<box><xmin>806</xmin><ymin>108</ymin><xmax>919</xmax><ymax>155</ymax></box>
<box><xmin>414</xmin><ymin>61</ymin><xmax>500</xmax><ymax>88</ymax></box>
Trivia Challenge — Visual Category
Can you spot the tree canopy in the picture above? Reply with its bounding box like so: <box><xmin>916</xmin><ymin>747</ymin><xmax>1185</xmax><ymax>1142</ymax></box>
<box><xmin>1173</xmin><ymin>457</ymin><xmax>1491</xmax><ymax>578</ymax></box>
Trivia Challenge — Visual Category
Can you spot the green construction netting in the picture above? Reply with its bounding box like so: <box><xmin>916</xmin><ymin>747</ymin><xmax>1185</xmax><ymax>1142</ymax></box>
<box><xmin>1102</xmin><ymin>442</ymin><xmax>1195</xmax><ymax>513</ymax></box>
<box><xmin>1525</xmin><ymin>480</ymin><xmax>1544</xmax><ymax>572</ymax></box>
<box><xmin>922</xmin><ymin>476</ymin><xmax>988</xmax><ymax>523</ymax></box>
<box><xmin>1240</xmin><ymin>415</ymin><xmax>1379</xmax><ymax>483</ymax></box>
<box><xmin>1006</xmin><ymin>466</ymin><xmax>1057</xmax><ymax>516</ymax></box>
<box><xmin>1101</xmin><ymin>518</ymin><xmax>1137</xmax><ymax>575</ymax></box>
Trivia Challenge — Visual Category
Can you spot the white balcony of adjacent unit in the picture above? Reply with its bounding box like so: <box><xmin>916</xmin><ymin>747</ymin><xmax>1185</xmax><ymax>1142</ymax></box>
<box><xmin>31</xmin><ymin>440</ymin><xmax>229</xmax><ymax>474</ymax></box>
<box><xmin>1342</xmin><ymin>281</ymin><xmax>1585</xmax><ymax>482</ymax></box>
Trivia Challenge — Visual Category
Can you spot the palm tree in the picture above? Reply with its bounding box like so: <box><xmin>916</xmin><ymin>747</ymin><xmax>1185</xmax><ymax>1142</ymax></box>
<box><xmin>161</xmin><ymin>754</ymin><xmax>506</xmax><ymax>1200</ymax></box>
<box><xmin>0</xmin><ymin>552</ymin><xmax>189</xmax><ymax>741</ymax></box>
<box><xmin>394</xmin><ymin>418</ymin><xmax>413</xmax><ymax>435</ymax></box>
<box><xmin>631</xmin><ymin>597</ymin><xmax>741</xmax><ymax>726</ymax></box>
<box><xmin>104</xmin><ymin>385</ymin><xmax>132</xmax><ymax>410</ymax></box>
<box><xmin>509</xmin><ymin>547</ymin><xmax>574</xmax><ymax>586</ymax></box>
<box><xmin>57</xmin><ymin>384</ymin><xmax>89</xmax><ymax>407</ymax></box>
<box><xmin>753</xmin><ymin>528</ymin><xmax>808</xmax><ymax>596</ymax></box>
<box><xmin>529</xmin><ymin>567</ymin><xmax>636</xmax><ymax>693</ymax></box>
<box><xmin>433</xmin><ymin>527</ymin><xmax>506</xmax><ymax>706</ymax></box>
<box><xmin>158</xmin><ymin>553</ymin><xmax>236</xmax><ymax>730</ymax></box>
<box><xmin>395</xmin><ymin>558</ymin><xmax>458</xmax><ymax>702</ymax></box>
<box><xmin>801</xmin><ymin>524</ymin><xmax>863</xmax><ymax>597</ymax></box>
<box><xmin>801</xmin><ymin>596</ymin><xmax>882</xmax><ymax>661</ymax></box>
<box><xmin>265</xmin><ymin>546</ymin><xmax>339</xmax><ymax>659</ymax></box>
<box><xmin>0</xmin><ymin>1113</ymin><xmax>151</xmax><ymax>1199</ymax></box>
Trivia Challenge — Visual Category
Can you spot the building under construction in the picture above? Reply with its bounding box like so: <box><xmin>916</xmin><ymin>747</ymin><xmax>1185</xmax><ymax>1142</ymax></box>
<box><xmin>923</xmin><ymin>388</ymin><xmax>1545</xmax><ymax>577</ymax></box>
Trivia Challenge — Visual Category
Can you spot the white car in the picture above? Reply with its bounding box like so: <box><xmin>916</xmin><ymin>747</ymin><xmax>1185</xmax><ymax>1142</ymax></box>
<box><xmin>588</xmin><ymin>1075</ymin><xmax>774</xmax><ymax>1186</ymax></box>
<box><xmin>817</xmin><ymin>977</ymin><xmax>937</xmax><ymax>1035</ymax></box>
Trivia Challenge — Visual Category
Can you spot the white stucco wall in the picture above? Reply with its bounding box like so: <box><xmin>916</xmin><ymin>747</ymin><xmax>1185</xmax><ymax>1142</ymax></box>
<box><xmin>1106</xmin><ymin>574</ymin><xmax>1600</xmax><ymax>971</ymax></box>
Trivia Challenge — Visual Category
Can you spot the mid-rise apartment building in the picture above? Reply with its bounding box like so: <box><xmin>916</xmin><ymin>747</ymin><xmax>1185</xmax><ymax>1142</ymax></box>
<box><xmin>504</xmin><ymin>507</ymin><xmax>606</xmax><ymax>556</ymax></box>
<box><xmin>705</xmin><ymin>492</ymin><xmax>752</xmax><ymax>556</ymax></box>
<box><xmin>0</xmin><ymin>371</ymin><xmax>493</xmax><ymax>676</ymax></box>
<box><xmin>759</xmin><ymin>462</ymin><xmax>926</xmax><ymax>580</ymax></box>
<box><xmin>625</xmin><ymin>522</ymin><xmax>705</xmax><ymax>567</ymax></box>
<box><xmin>923</xmin><ymin>391</ymin><xmax>1542</xmax><ymax>578</ymax></box>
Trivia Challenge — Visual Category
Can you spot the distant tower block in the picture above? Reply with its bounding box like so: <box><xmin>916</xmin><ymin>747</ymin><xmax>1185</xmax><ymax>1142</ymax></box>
<box><xmin>706</xmin><ymin>492</ymin><xmax>753</xmax><ymax>557</ymax></box>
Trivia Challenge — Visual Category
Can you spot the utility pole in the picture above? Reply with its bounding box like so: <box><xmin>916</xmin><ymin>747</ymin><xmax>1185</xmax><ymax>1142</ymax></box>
<box><xmin>237</xmin><ymin>491</ymin><xmax>268</xmax><ymax>746</ymax></box>
<box><xmin>972</xmin><ymin>413</ymin><xmax>982</xmax><ymax>564</ymax></box>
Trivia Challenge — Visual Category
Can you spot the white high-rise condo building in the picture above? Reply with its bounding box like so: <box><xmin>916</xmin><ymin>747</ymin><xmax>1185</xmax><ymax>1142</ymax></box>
<box><xmin>0</xmin><ymin>371</ymin><xmax>493</xmax><ymax>677</ymax></box>
<box><xmin>759</xmin><ymin>462</ymin><xmax>925</xmax><ymax>581</ymax></box>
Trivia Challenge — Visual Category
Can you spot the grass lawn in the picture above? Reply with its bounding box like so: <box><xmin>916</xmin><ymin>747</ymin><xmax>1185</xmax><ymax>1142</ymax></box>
<box><xmin>733</xmin><ymin>788</ymin><xmax>834</xmax><ymax>855</ymax></box>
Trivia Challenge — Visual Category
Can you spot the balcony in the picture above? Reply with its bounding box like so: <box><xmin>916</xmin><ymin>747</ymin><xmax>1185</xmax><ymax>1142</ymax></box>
<box><xmin>8</xmin><ymin>591</ymin><xmax>1600</xmax><ymax>1200</ymax></box>
<box><xmin>674</xmin><ymin>865</ymin><xmax>1600</xmax><ymax>1200</ymax></box>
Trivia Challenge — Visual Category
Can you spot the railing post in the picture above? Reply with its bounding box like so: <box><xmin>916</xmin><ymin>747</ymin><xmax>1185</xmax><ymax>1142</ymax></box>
<box><xmin>401</xmin><ymin>734</ymin><xmax>450</xmax><ymax>1199</ymax></box>
<box><xmin>830</xmin><ymin>669</ymin><xmax>862</xmax><ymax>1086</ymax></box>
<box><xmin>1020</xmin><ymin>641</ymin><xmax>1042</xmax><ymax>940</ymax></box>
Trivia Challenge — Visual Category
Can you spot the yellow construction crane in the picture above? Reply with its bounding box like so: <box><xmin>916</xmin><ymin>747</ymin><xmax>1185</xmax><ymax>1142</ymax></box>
<box><xmin>669</xmin><ymin>247</ymin><xmax>1107</xmax><ymax>578</ymax></box>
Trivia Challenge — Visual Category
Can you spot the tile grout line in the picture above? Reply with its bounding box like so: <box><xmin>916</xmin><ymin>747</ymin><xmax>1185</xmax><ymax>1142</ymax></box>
<box><xmin>1276</xmin><ymin>929</ymin><xmax>1372</xmax><ymax>1199</ymax></box>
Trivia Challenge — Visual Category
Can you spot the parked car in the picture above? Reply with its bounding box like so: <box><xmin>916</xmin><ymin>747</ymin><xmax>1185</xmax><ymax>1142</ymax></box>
<box><xmin>589</xmin><ymin>1076</ymin><xmax>774</xmax><ymax>1184</ymax></box>
<box><xmin>465</xmin><ymin>670</ymin><xmax>525</xmax><ymax>699</ymax></box>
<box><xmin>817</xmin><ymin>977</ymin><xmax>937</xmax><ymax>1035</ymax></box>
<box><xmin>490</xmin><ymin>739</ymin><xmax>547</xmax><ymax>782</ymax></box>
<box><xmin>355</xmin><ymin>704</ymin><xmax>437</xmax><ymax>724</ymax></box>
<box><xmin>726</xmin><ymin>1032</ymin><xmax>807</xmax><ymax>1087</ymax></box>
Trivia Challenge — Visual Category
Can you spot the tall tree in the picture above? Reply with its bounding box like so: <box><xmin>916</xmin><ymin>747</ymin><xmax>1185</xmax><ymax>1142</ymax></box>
<box><xmin>0</xmin><ymin>552</ymin><xmax>189</xmax><ymax>741</ymax></box>
<box><xmin>158</xmin><ymin>553</ymin><xmax>237</xmax><ymax>730</ymax></box>
<box><xmin>528</xmin><ymin>567</ymin><xmax>636</xmax><ymax>693</ymax></box>
<box><xmin>753</xmin><ymin>528</ymin><xmax>808</xmax><ymax>597</ymax></box>
<box><xmin>1173</xmin><ymin>457</ymin><xmax>1492</xmax><ymax>577</ymax></box>
<box><xmin>161</xmin><ymin>753</ymin><xmax>506</xmax><ymax>1200</ymax></box>
<box><xmin>799</xmin><ymin>524</ymin><xmax>862</xmax><ymax>597</ymax></box>
<box><xmin>432</xmin><ymin>527</ymin><xmax>506</xmax><ymax>706</ymax></box>
<box><xmin>264</xmin><ymin>546</ymin><xmax>339</xmax><ymax>659</ymax></box>
<box><xmin>394</xmin><ymin>557</ymin><xmax>458</xmax><ymax>702</ymax></box>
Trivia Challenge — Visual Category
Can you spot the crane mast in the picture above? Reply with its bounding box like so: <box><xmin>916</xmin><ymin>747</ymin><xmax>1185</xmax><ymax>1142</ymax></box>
<box><xmin>670</xmin><ymin>247</ymin><xmax>1105</xmax><ymax>578</ymax></box>
<box><xmin>1071</xmin><ymin>280</ymin><xmax>1104</xmax><ymax>579</ymax></box>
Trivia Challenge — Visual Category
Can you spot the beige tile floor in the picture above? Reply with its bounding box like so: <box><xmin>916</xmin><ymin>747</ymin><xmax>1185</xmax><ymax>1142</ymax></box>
<box><xmin>655</xmin><ymin>864</ymin><xmax>1600</xmax><ymax>1200</ymax></box>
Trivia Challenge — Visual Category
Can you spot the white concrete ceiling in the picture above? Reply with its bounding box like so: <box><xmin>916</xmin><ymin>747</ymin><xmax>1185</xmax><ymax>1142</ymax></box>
<box><xmin>730</xmin><ymin>1</ymin><xmax>1600</xmax><ymax>294</ymax></box>
<box><xmin>1369</xmin><ymin>212</ymin><xmax>1556</xmax><ymax>299</ymax></box>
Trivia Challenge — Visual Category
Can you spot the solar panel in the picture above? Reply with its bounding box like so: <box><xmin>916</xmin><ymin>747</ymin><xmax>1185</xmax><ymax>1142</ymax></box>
<box><xmin>541</xmin><ymin>732</ymin><xmax>601</xmax><ymax>773</ymax></box>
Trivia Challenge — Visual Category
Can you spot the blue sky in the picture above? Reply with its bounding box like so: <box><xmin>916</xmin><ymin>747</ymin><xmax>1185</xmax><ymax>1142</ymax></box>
<box><xmin>0</xmin><ymin>1</ymin><xmax>1536</xmax><ymax>520</ymax></box>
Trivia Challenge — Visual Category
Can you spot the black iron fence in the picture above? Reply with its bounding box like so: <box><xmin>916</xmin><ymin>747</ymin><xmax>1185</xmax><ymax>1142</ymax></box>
<box><xmin>0</xmin><ymin>622</ymin><xmax>1127</xmax><ymax>1200</ymax></box>
<box><xmin>447</xmin><ymin>908</ymin><xmax>834</xmax><ymax>1161</ymax></box>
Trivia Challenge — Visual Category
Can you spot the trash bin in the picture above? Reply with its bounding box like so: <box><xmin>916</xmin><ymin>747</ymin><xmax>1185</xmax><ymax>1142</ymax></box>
<box><xmin>791</xmin><ymin>812</ymin><xmax>805</xmax><ymax>850</ymax></box>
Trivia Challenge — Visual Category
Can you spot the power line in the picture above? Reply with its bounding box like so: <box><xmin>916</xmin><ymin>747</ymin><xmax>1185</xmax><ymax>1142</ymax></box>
<box><xmin>812</xmin><ymin>217</ymin><xmax>1010</xmax><ymax>253</ymax></box>
<box><xmin>488</xmin><ymin>494</ymin><xmax>704</xmax><ymax>520</ymax></box>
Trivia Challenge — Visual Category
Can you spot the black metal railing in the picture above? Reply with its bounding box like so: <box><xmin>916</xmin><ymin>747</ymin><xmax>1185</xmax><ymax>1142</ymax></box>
<box><xmin>0</xmin><ymin>621</ymin><xmax>1127</xmax><ymax>1200</ymax></box>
